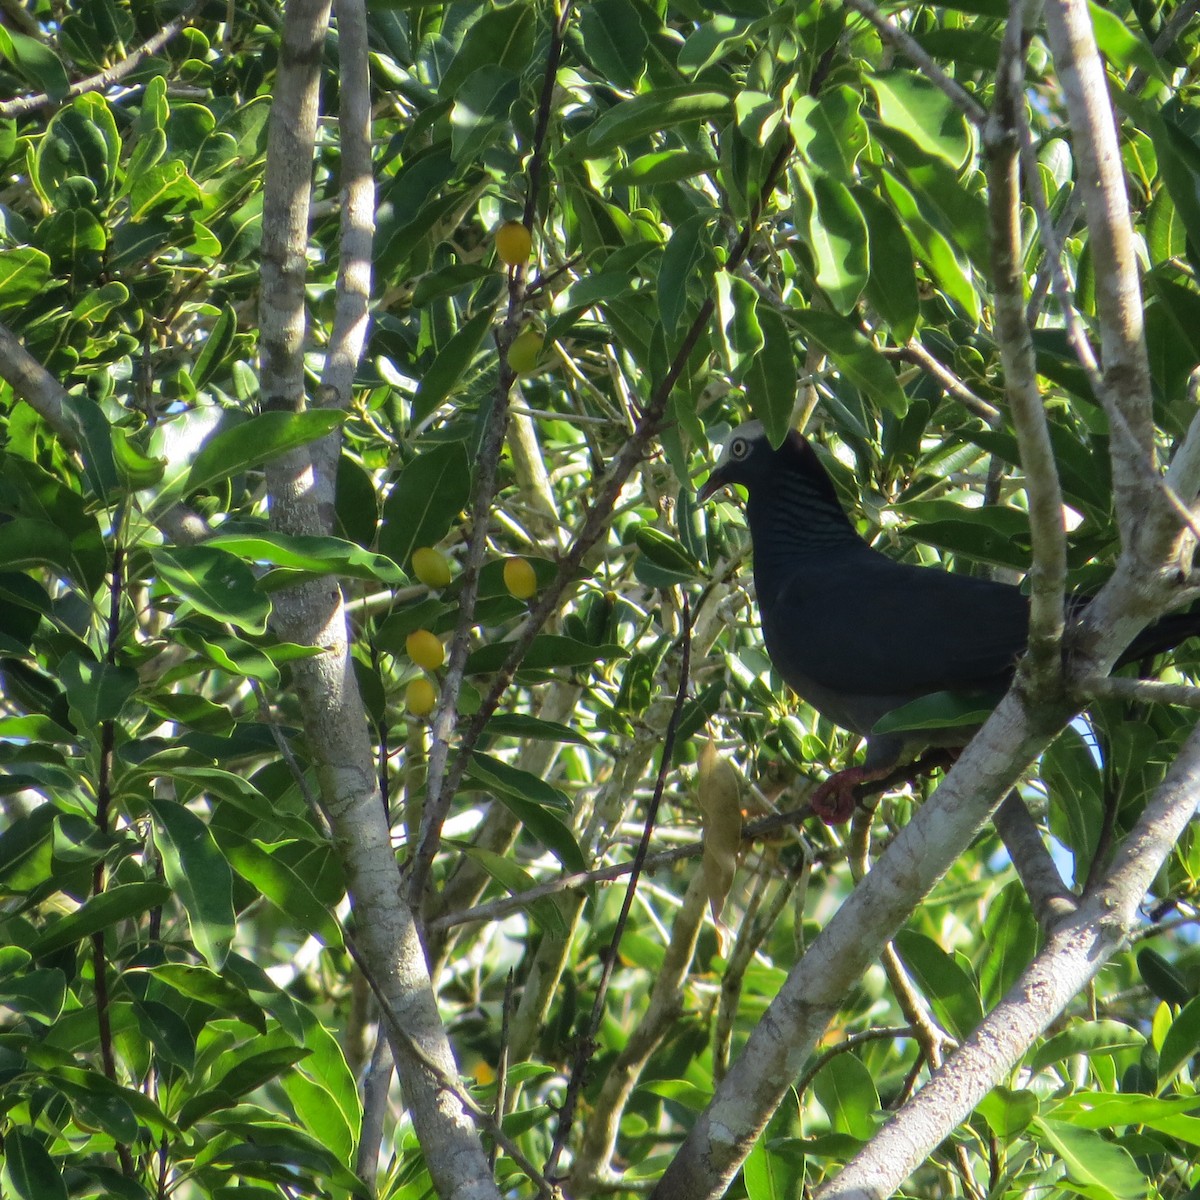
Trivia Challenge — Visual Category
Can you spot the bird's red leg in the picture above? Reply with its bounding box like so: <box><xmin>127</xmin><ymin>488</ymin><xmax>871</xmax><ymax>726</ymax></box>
<box><xmin>811</xmin><ymin>765</ymin><xmax>888</xmax><ymax>824</ymax></box>
<box><xmin>810</xmin><ymin>749</ymin><xmax>960</xmax><ymax>824</ymax></box>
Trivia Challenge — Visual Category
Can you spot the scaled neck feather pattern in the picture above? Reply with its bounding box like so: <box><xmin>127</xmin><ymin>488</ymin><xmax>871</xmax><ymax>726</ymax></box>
<box><xmin>744</xmin><ymin>440</ymin><xmax>862</xmax><ymax>598</ymax></box>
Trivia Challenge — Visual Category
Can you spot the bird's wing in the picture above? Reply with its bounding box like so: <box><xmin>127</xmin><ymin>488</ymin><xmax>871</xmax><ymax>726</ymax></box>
<box><xmin>761</xmin><ymin>548</ymin><xmax>1030</xmax><ymax>699</ymax></box>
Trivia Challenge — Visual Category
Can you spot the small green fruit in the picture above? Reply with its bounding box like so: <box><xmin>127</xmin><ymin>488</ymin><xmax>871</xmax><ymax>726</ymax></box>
<box><xmin>406</xmin><ymin>629</ymin><xmax>445</xmax><ymax>671</ymax></box>
<box><xmin>411</xmin><ymin>546</ymin><xmax>452</xmax><ymax>588</ymax></box>
<box><xmin>495</xmin><ymin>219</ymin><xmax>533</xmax><ymax>266</ymax></box>
<box><xmin>507</xmin><ymin>328</ymin><xmax>545</xmax><ymax>375</ymax></box>
<box><xmin>406</xmin><ymin>677</ymin><xmax>438</xmax><ymax>716</ymax></box>
<box><xmin>503</xmin><ymin>556</ymin><xmax>537</xmax><ymax>600</ymax></box>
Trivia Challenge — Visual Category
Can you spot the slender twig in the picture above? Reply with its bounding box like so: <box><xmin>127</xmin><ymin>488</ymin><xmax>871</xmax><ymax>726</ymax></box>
<box><xmin>795</xmin><ymin>1026</ymin><xmax>917</xmax><ymax>1098</ymax></box>
<box><xmin>840</xmin><ymin>0</ymin><xmax>987</xmax><ymax>126</ymax></box>
<box><xmin>1073</xmin><ymin>674</ymin><xmax>1200</xmax><ymax>709</ymax></box>
<box><xmin>985</xmin><ymin>0</ymin><xmax>1067</xmax><ymax>693</ymax></box>
<box><xmin>887</xmin><ymin>343</ymin><xmax>1000</xmax><ymax>424</ymax></box>
<box><xmin>409</xmin><ymin>2</ymin><xmax>574</xmax><ymax>904</ymax></box>
<box><xmin>0</xmin><ymin>1</ymin><xmax>203</xmax><ymax>118</ymax></box>
<box><xmin>544</xmin><ymin>598</ymin><xmax>693</xmax><ymax>1180</ymax></box>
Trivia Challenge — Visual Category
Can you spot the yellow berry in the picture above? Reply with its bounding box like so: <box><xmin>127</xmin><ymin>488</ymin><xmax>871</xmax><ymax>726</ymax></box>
<box><xmin>495</xmin><ymin>219</ymin><xmax>532</xmax><ymax>266</ymax></box>
<box><xmin>411</xmin><ymin>546</ymin><xmax>452</xmax><ymax>588</ymax></box>
<box><xmin>406</xmin><ymin>629</ymin><xmax>445</xmax><ymax>671</ymax></box>
<box><xmin>503</xmin><ymin>556</ymin><xmax>537</xmax><ymax>600</ymax></box>
<box><xmin>507</xmin><ymin>328</ymin><xmax>544</xmax><ymax>375</ymax></box>
<box><xmin>405</xmin><ymin>677</ymin><xmax>438</xmax><ymax>716</ymax></box>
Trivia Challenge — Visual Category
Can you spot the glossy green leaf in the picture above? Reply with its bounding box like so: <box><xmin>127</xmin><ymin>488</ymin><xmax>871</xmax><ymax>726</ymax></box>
<box><xmin>134</xmin><ymin>962</ymin><xmax>266</xmax><ymax>1031</ymax></box>
<box><xmin>0</xmin><ymin>27</ymin><xmax>69</xmax><ymax>99</ymax></box>
<box><xmin>855</xmin><ymin>186</ymin><xmax>919</xmax><ymax>342</ymax></box>
<box><xmin>1158</xmin><ymin>993</ymin><xmax>1200</xmax><ymax>1084</ymax></box>
<box><xmin>868</xmin><ymin>71</ymin><xmax>970</xmax><ymax>168</ymax></box>
<box><xmin>465</xmin><ymin>633</ymin><xmax>625</xmax><ymax>674</ymax></box>
<box><xmin>789</xmin><ymin>87</ymin><xmax>868</xmax><ymax>179</ymax></box>
<box><xmin>207</xmin><ymin>533</ymin><xmax>401</xmax><ymax>589</ymax></box>
<box><xmin>811</xmin><ymin>1052</ymin><xmax>879</xmax><ymax>1140</ymax></box>
<box><xmin>411</xmin><ymin>307</ymin><xmax>495</xmax><ymax>422</ymax></box>
<box><xmin>220</xmin><ymin>831</ymin><xmax>343</xmax><ymax>949</ymax></box>
<box><xmin>59</xmin><ymin>655</ymin><xmax>139</xmax><ymax>730</ymax></box>
<box><xmin>808</xmin><ymin>174</ymin><xmax>869</xmax><ymax>313</ymax></box>
<box><xmin>0</xmin><ymin>247</ymin><xmax>52</xmax><ymax>311</ymax></box>
<box><xmin>450</xmin><ymin>65</ymin><xmax>520</xmax><ymax>164</ymax></box>
<box><xmin>790</xmin><ymin>308</ymin><xmax>908</xmax><ymax>415</ymax></box>
<box><xmin>563</xmin><ymin>85</ymin><xmax>734</xmax><ymax>161</ymax></box>
<box><xmin>172</xmin><ymin>410</ymin><xmax>347</xmax><ymax>504</ymax></box>
<box><xmin>1</xmin><ymin>1129</ymin><xmax>68</xmax><ymax>1200</ymax></box>
<box><xmin>378</xmin><ymin>440</ymin><xmax>473</xmax><ymax>567</ymax></box>
<box><xmin>1030</xmin><ymin>1019</ymin><xmax>1146</xmax><ymax>1072</ymax></box>
<box><xmin>744</xmin><ymin>305</ymin><xmax>795</xmax><ymax>448</ymax></box>
<box><xmin>715</xmin><ymin>272</ymin><xmax>763</xmax><ymax>377</ymax></box>
<box><xmin>440</xmin><ymin>2</ymin><xmax>535</xmax><ymax>96</ymax></box>
<box><xmin>482</xmin><ymin>713</ymin><xmax>595</xmax><ymax>747</ymax></box>
<box><xmin>659</xmin><ymin>213</ymin><xmax>710</xmax><ymax>338</ymax></box>
<box><xmin>149</xmin><ymin>797</ymin><xmax>235</xmax><ymax>969</ymax></box>
<box><xmin>30</xmin><ymin>882</ymin><xmax>172</xmax><ymax>957</ymax></box>
<box><xmin>151</xmin><ymin>546</ymin><xmax>270</xmax><ymax>634</ymax></box>
<box><xmin>894</xmin><ymin>929</ymin><xmax>984</xmax><ymax>1040</ymax></box>
<box><xmin>976</xmin><ymin>1087</ymin><xmax>1038</xmax><ymax>1139</ymax></box>
<box><xmin>578</xmin><ymin>0</ymin><xmax>647</xmax><ymax>88</ymax></box>
<box><xmin>1031</xmin><ymin>1117</ymin><xmax>1145</xmax><ymax>1199</ymax></box>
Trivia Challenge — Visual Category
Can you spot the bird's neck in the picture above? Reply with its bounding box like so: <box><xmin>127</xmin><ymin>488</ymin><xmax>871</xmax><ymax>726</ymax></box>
<box><xmin>745</xmin><ymin>468</ymin><xmax>863</xmax><ymax>588</ymax></box>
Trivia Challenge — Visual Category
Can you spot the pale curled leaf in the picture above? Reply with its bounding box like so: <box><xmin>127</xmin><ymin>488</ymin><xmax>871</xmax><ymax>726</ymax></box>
<box><xmin>697</xmin><ymin>740</ymin><xmax>743</xmax><ymax>922</ymax></box>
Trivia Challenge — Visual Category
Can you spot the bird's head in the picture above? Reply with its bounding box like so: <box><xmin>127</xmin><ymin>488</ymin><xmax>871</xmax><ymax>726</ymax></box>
<box><xmin>696</xmin><ymin>420</ymin><xmax>777</xmax><ymax>502</ymax></box>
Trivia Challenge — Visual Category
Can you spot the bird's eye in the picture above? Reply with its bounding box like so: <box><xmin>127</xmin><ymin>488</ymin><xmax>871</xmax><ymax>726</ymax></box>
<box><xmin>730</xmin><ymin>437</ymin><xmax>749</xmax><ymax>459</ymax></box>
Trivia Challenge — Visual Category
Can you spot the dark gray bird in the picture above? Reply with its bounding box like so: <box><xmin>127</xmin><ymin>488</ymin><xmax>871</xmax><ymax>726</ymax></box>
<box><xmin>697</xmin><ymin>420</ymin><xmax>1198</xmax><ymax>822</ymax></box>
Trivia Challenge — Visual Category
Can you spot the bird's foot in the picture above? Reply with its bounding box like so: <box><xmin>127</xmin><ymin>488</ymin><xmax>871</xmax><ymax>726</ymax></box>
<box><xmin>811</xmin><ymin>766</ymin><xmax>878</xmax><ymax>824</ymax></box>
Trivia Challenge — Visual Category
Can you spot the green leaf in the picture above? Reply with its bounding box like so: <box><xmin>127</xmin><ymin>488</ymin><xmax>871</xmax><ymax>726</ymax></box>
<box><xmin>744</xmin><ymin>305</ymin><xmax>795</xmax><ymax>447</ymax></box>
<box><xmin>811</xmin><ymin>1053</ymin><xmax>879</xmax><ymax>1140</ymax></box>
<box><xmin>1</xmin><ymin>1129</ymin><xmax>68</xmax><ymax>1200</ymax></box>
<box><xmin>411</xmin><ymin>307</ymin><xmax>495</xmax><ymax>422</ymax></box>
<box><xmin>0</xmin><ymin>966</ymin><xmax>65</xmax><ymax>1026</ymax></box>
<box><xmin>856</xmin><ymin>186</ymin><xmax>919</xmax><ymax>342</ymax></box>
<box><xmin>979</xmin><ymin>881</ymin><xmax>1037</xmax><ymax>1006</ymax></box>
<box><xmin>1030</xmin><ymin>1019</ymin><xmax>1146</xmax><ymax>1072</ymax></box>
<box><xmin>868</xmin><ymin>71</ymin><xmax>970</xmax><ymax>168</ymax></box>
<box><xmin>0</xmin><ymin>27</ymin><xmax>69</xmax><ymax>99</ymax></box>
<box><xmin>170</xmin><ymin>409</ymin><xmax>347</xmax><ymax>504</ymax></box>
<box><xmin>464</xmin><ymin>633</ymin><xmax>625</xmax><ymax>674</ymax></box>
<box><xmin>462</xmin><ymin>848</ymin><xmax>568</xmax><ymax>937</ymax></box>
<box><xmin>790</xmin><ymin>308</ymin><xmax>907</xmax><ymax>415</ymax></box>
<box><xmin>208</xmin><ymin>532</ymin><xmax>406</xmax><ymax>586</ymax></box>
<box><xmin>789</xmin><ymin>87</ymin><xmax>868</xmax><ymax>179</ymax></box>
<box><xmin>58</xmin><ymin>655</ymin><xmax>139</xmax><ymax>730</ymax></box>
<box><xmin>0</xmin><ymin>247</ymin><xmax>52</xmax><ymax>311</ymax></box>
<box><xmin>219</xmin><ymin>831</ymin><xmax>344</xmax><ymax>949</ymax></box>
<box><xmin>894</xmin><ymin>929</ymin><xmax>983</xmax><ymax>1040</ymax></box>
<box><xmin>658</xmin><ymin>213</ymin><xmax>710</xmax><ymax>339</ymax></box>
<box><xmin>30</xmin><ymin>882</ymin><xmax>172</xmax><ymax>957</ymax></box>
<box><xmin>578</xmin><ymin>0</ymin><xmax>647</xmax><ymax>89</ymax></box>
<box><xmin>1031</xmin><ymin>1117</ymin><xmax>1146</xmax><ymax>1199</ymax></box>
<box><xmin>1158</xmin><ymin>993</ymin><xmax>1200</xmax><ymax>1085</ymax></box>
<box><xmin>563</xmin><ymin>85</ymin><xmax>734</xmax><ymax>161</ymax></box>
<box><xmin>976</xmin><ymin>1086</ymin><xmax>1038</xmax><ymax>1139</ymax></box>
<box><xmin>440</xmin><ymin>1</ymin><xmax>535</xmax><ymax>96</ymax></box>
<box><xmin>607</xmin><ymin>149</ymin><xmax>717</xmax><ymax>186</ymax></box>
<box><xmin>483</xmin><ymin>713</ymin><xmax>595</xmax><ymax>747</ymax></box>
<box><xmin>134</xmin><ymin>962</ymin><xmax>267</xmax><ymax>1031</ymax></box>
<box><xmin>465</xmin><ymin>768</ymin><xmax>585</xmax><ymax>872</ymax></box>
<box><xmin>808</xmin><ymin>174</ymin><xmax>869</xmax><ymax>313</ymax></box>
<box><xmin>468</xmin><ymin>751</ymin><xmax>571</xmax><ymax>811</ymax></box>
<box><xmin>378</xmin><ymin>440</ymin><xmax>473</xmax><ymax>568</ymax></box>
<box><xmin>715</xmin><ymin>272</ymin><xmax>763</xmax><ymax>378</ymax></box>
<box><xmin>450</xmin><ymin>64</ymin><xmax>520</xmax><ymax>164</ymax></box>
<box><xmin>871</xmin><ymin>688</ymin><xmax>999</xmax><ymax>735</ymax></box>
<box><xmin>149</xmin><ymin>797</ymin><xmax>235</xmax><ymax>969</ymax></box>
<box><xmin>151</xmin><ymin>546</ymin><xmax>270</xmax><ymax>635</ymax></box>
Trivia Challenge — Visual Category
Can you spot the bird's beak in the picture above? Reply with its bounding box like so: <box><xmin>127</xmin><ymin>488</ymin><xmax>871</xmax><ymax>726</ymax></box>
<box><xmin>696</xmin><ymin>468</ymin><xmax>728</xmax><ymax>504</ymax></box>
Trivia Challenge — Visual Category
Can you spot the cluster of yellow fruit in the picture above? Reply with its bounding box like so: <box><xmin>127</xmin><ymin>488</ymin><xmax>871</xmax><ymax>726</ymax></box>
<box><xmin>403</xmin><ymin>547</ymin><xmax>539</xmax><ymax>716</ymax></box>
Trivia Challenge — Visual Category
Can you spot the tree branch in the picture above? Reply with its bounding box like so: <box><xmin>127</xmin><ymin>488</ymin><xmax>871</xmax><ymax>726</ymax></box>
<box><xmin>984</xmin><ymin>1</ymin><xmax>1067</xmax><ymax>693</ymax></box>
<box><xmin>813</xmin><ymin>721</ymin><xmax>1200</xmax><ymax>1200</ymax></box>
<box><xmin>0</xmin><ymin>1</ymin><xmax>203</xmax><ymax>119</ymax></box>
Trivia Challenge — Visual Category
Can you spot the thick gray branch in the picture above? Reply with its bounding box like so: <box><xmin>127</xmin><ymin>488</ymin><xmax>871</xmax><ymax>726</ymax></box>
<box><xmin>816</xmin><ymin>724</ymin><xmax>1200</xmax><ymax>1200</ymax></box>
